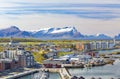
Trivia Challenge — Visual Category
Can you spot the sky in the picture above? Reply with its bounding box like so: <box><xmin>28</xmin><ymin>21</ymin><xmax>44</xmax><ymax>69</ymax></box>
<box><xmin>0</xmin><ymin>0</ymin><xmax>120</xmax><ymax>37</ymax></box>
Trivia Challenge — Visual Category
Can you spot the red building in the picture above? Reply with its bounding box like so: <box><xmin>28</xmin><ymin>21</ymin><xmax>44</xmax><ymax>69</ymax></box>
<box><xmin>86</xmin><ymin>52</ymin><xmax>99</xmax><ymax>57</ymax></box>
<box><xmin>75</xmin><ymin>43</ymin><xmax>84</xmax><ymax>51</ymax></box>
<box><xmin>0</xmin><ymin>59</ymin><xmax>21</xmax><ymax>72</ymax></box>
<box><xmin>18</xmin><ymin>55</ymin><xmax>26</xmax><ymax>67</ymax></box>
<box><xmin>43</xmin><ymin>60</ymin><xmax>62</xmax><ymax>68</ymax></box>
<box><xmin>0</xmin><ymin>61</ymin><xmax>4</xmax><ymax>72</ymax></box>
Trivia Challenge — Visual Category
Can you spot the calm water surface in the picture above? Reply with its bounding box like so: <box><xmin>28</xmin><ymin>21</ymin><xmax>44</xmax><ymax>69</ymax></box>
<box><xmin>17</xmin><ymin>49</ymin><xmax>120</xmax><ymax>79</ymax></box>
<box><xmin>99</xmin><ymin>49</ymin><xmax>120</xmax><ymax>54</ymax></box>
<box><xmin>17</xmin><ymin>72</ymin><xmax>60</xmax><ymax>79</ymax></box>
<box><xmin>68</xmin><ymin>59</ymin><xmax>120</xmax><ymax>79</ymax></box>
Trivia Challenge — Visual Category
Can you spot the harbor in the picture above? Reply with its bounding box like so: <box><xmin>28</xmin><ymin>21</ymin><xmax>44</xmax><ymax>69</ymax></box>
<box><xmin>1</xmin><ymin>40</ymin><xmax>120</xmax><ymax>79</ymax></box>
<box><xmin>2</xmin><ymin>58</ymin><xmax>120</xmax><ymax>79</ymax></box>
<box><xmin>68</xmin><ymin>59</ymin><xmax>120</xmax><ymax>79</ymax></box>
<box><xmin>1</xmin><ymin>0</ymin><xmax>120</xmax><ymax>78</ymax></box>
<box><xmin>7</xmin><ymin>59</ymin><xmax>120</xmax><ymax>79</ymax></box>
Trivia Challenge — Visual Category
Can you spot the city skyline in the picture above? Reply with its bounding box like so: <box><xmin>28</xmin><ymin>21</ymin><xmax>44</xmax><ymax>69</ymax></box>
<box><xmin>0</xmin><ymin>0</ymin><xmax>120</xmax><ymax>37</ymax></box>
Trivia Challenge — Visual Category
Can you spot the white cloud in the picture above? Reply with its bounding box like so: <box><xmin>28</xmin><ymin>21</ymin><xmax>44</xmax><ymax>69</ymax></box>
<box><xmin>0</xmin><ymin>0</ymin><xmax>120</xmax><ymax>37</ymax></box>
<box><xmin>0</xmin><ymin>0</ymin><xmax>120</xmax><ymax>4</ymax></box>
<box><xmin>0</xmin><ymin>14</ymin><xmax>120</xmax><ymax>37</ymax></box>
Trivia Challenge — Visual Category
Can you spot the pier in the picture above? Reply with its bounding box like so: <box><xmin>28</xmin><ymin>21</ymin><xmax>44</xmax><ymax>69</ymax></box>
<box><xmin>0</xmin><ymin>68</ymin><xmax>71</xmax><ymax>79</ymax></box>
<box><xmin>105</xmin><ymin>55</ymin><xmax>120</xmax><ymax>58</ymax></box>
<box><xmin>40</xmin><ymin>68</ymin><xmax>72</xmax><ymax>79</ymax></box>
<box><xmin>1</xmin><ymin>69</ymin><xmax>38</xmax><ymax>79</ymax></box>
<box><xmin>59</xmin><ymin>68</ymin><xmax>72</xmax><ymax>79</ymax></box>
<box><xmin>62</xmin><ymin>64</ymin><xmax>84</xmax><ymax>68</ymax></box>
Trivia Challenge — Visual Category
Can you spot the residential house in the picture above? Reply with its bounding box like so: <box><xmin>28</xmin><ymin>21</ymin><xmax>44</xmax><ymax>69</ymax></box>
<box><xmin>0</xmin><ymin>59</ymin><xmax>19</xmax><ymax>72</ymax></box>
<box><xmin>43</xmin><ymin>60</ymin><xmax>62</xmax><ymax>68</ymax></box>
<box><xmin>75</xmin><ymin>43</ymin><xmax>84</xmax><ymax>51</ymax></box>
<box><xmin>23</xmin><ymin>51</ymin><xmax>35</xmax><ymax>68</ymax></box>
<box><xmin>84</xmin><ymin>43</ymin><xmax>91</xmax><ymax>51</ymax></box>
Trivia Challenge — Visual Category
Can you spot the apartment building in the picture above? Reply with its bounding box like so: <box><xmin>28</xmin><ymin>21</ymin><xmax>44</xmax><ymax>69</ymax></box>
<box><xmin>76</xmin><ymin>41</ymin><xmax>115</xmax><ymax>51</ymax></box>
<box><xmin>0</xmin><ymin>46</ymin><xmax>35</xmax><ymax>71</ymax></box>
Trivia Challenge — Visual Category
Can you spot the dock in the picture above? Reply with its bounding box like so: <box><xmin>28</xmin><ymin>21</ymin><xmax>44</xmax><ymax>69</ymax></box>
<box><xmin>1</xmin><ymin>69</ymin><xmax>38</xmax><ymax>79</ymax></box>
<box><xmin>59</xmin><ymin>68</ymin><xmax>72</xmax><ymax>79</ymax></box>
<box><xmin>40</xmin><ymin>68</ymin><xmax>72</xmax><ymax>79</ymax></box>
<box><xmin>62</xmin><ymin>64</ymin><xmax>84</xmax><ymax>68</ymax></box>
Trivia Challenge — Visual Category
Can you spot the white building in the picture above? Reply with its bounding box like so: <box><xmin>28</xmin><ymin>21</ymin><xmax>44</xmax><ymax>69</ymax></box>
<box><xmin>108</xmin><ymin>42</ymin><xmax>115</xmax><ymax>49</ymax></box>
<box><xmin>90</xmin><ymin>42</ymin><xmax>96</xmax><ymax>50</ymax></box>
<box><xmin>96</xmin><ymin>42</ymin><xmax>101</xmax><ymax>49</ymax></box>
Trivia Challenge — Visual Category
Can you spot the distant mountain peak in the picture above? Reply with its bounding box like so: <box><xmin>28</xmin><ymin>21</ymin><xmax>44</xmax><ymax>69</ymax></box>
<box><xmin>96</xmin><ymin>33</ymin><xmax>106</xmax><ymax>37</ymax></box>
<box><xmin>115</xmin><ymin>34</ymin><xmax>120</xmax><ymax>40</ymax></box>
<box><xmin>50</xmin><ymin>26</ymin><xmax>77</xmax><ymax>34</ymax></box>
<box><xmin>1</xmin><ymin>26</ymin><xmax>20</xmax><ymax>32</ymax></box>
<box><xmin>0</xmin><ymin>26</ymin><xmax>114</xmax><ymax>40</ymax></box>
<box><xmin>10</xmin><ymin>26</ymin><xmax>18</xmax><ymax>28</ymax></box>
<box><xmin>9</xmin><ymin>26</ymin><xmax>20</xmax><ymax>30</ymax></box>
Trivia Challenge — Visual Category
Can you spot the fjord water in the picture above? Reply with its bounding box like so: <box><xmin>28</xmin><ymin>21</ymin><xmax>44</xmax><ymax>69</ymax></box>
<box><xmin>48</xmin><ymin>72</ymin><xmax>60</xmax><ymax>79</ymax></box>
<box><xmin>17</xmin><ymin>49</ymin><xmax>120</xmax><ymax>79</ymax></box>
<box><xmin>17</xmin><ymin>72</ymin><xmax>60</xmax><ymax>79</ymax></box>
<box><xmin>99</xmin><ymin>48</ymin><xmax>120</xmax><ymax>54</ymax></box>
<box><xmin>68</xmin><ymin>49</ymin><xmax>120</xmax><ymax>79</ymax></box>
<box><xmin>68</xmin><ymin>63</ymin><xmax>120</xmax><ymax>79</ymax></box>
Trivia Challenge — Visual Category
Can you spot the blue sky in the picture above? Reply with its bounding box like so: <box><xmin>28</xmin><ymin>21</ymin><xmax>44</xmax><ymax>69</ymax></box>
<box><xmin>0</xmin><ymin>0</ymin><xmax>120</xmax><ymax>37</ymax></box>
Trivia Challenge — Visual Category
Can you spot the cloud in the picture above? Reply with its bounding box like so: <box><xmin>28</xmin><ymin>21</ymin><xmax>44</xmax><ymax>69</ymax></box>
<box><xmin>1</xmin><ymin>0</ymin><xmax>120</xmax><ymax>4</ymax></box>
<box><xmin>0</xmin><ymin>0</ymin><xmax>120</xmax><ymax>37</ymax></box>
<box><xmin>0</xmin><ymin>14</ymin><xmax>120</xmax><ymax>37</ymax></box>
<box><xmin>0</xmin><ymin>3</ymin><xmax>120</xmax><ymax>20</ymax></box>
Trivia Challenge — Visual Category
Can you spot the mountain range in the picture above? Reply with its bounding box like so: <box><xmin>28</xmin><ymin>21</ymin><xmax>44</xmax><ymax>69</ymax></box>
<box><xmin>0</xmin><ymin>26</ymin><xmax>118</xmax><ymax>40</ymax></box>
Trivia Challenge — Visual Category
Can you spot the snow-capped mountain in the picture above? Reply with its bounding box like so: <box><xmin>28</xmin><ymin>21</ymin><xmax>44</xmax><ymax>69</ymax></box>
<box><xmin>82</xmin><ymin>33</ymin><xmax>112</xmax><ymax>40</ymax></box>
<box><xmin>0</xmin><ymin>26</ymin><xmax>32</xmax><ymax>37</ymax></box>
<box><xmin>0</xmin><ymin>26</ymin><xmax>112</xmax><ymax>40</ymax></box>
<box><xmin>33</xmin><ymin>27</ymin><xmax>84</xmax><ymax>39</ymax></box>
<box><xmin>115</xmin><ymin>34</ymin><xmax>120</xmax><ymax>40</ymax></box>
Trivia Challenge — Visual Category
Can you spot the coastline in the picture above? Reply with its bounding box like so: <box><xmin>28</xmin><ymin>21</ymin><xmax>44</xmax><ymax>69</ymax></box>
<box><xmin>0</xmin><ymin>69</ymin><xmax>38</xmax><ymax>79</ymax></box>
<box><xmin>0</xmin><ymin>58</ymin><xmax>115</xmax><ymax>79</ymax></box>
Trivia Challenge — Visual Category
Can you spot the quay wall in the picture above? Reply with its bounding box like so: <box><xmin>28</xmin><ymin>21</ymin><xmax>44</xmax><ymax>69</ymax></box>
<box><xmin>5</xmin><ymin>70</ymin><xmax>38</xmax><ymax>79</ymax></box>
<box><xmin>40</xmin><ymin>68</ymin><xmax>72</xmax><ymax>79</ymax></box>
<box><xmin>40</xmin><ymin>68</ymin><xmax>60</xmax><ymax>72</ymax></box>
<box><xmin>59</xmin><ymin>68</ymin><xmax>72</xmax><ymax>79</ymax></box>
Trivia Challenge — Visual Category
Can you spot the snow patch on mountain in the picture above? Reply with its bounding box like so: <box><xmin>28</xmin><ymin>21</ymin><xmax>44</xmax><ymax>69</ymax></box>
<box><xmin>0</xmin><ymin>26</ymin><xmax>113</xmax><ymax>40</ymax></box>
<box><xmin>50</xmin><ymin>27</ymin><xmax>76</xmax><ymax>34</ymax></box>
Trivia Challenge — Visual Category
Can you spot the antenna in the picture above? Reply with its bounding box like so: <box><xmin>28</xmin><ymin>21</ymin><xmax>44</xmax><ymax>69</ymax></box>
<box><xmin>10</xmin><ymin>36</ymin><xmax>13</xmax><ymax>42</ymax></box>
<box><xmin>113</xmin><ymin>38</ymin><xmax>116</xmax><ymax>45</ymax></box>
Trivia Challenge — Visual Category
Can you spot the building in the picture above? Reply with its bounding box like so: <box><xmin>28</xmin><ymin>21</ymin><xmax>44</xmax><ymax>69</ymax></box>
<box><xmin>90</xmin><ymin>42</ymin><xmax>96</xmax><ymax>50</ymax></box>
<box><xmin>0</xmin><ymin>53</ymin><xmax>4</xmax><ymax>59</ymax></box>
<box><xmin>24</xmin><ymin>51</ymin><xmax>35</xmax><ymax>68</ymax></box>
<box><xmin>84</xmin><ymin>43</ymin><xmax>91</xmax><ymax>51</ymax></box>
<box><xmin>18</xmin><ymin>55</ymin><xmax>26</xmax><ymax>67</ymax></box>
<box><xmin>101</xmin><ymin>42</ymin><xmax>108</xmax><ymax>49</ymax></box>
<box><xmin>3</xmin><ymin>47</ymin><xmax>25</xmax><ymax>59</ymax></box>
<box><xmin>75</xmin><ymin>43</ymin><xmax>84</xmax><ymax>51</ymax></box>
<box><xmin>8</xmin><ymin>37</ymin><xmax>20</xmax><ymax>46</ymax></box>
<box><xmin>83</xmin><ymin>41</ymin><xmax>115</xmax><ymax>51</ymax></box>
<box><xmin>108</xmin><ymin>42</ymin><xmax>115</xmax><ymax>49</ymax></box>
<box><xmin>0</xmin><ymin>59</ymin><xmax>19</xmax><ymax>72</ymax></box>
<box><xmin>0</xmin><ymin>46</ymin><xmax>35</xmax><ymax>68</ymax></box>
<box><xmin>96</xmin><ymin>42</ymin><xmax>101</xmax><ymax>49</ymax></box>
<box><xmin>0</xmin><ymin>38</ymin><xmax>36</xmax><ymax>72</ymax></box>
<box><xmin>43</xmin><ymin>60</ymin><xmax>62</xmax><ymax>68</ymax></box>
<box><xmin>0</xmin><ymin>60</ymin><xmax>4</xmax><ymax>72</ymax></box>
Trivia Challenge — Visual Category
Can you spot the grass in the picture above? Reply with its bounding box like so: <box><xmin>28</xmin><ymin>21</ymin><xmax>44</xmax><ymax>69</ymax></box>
<box><xmin>32</xmin><ymin>50</ymin><xmax>47</xmax><ymax>64</ymax></box>
<box><xmin>20</xmin><ymin>42</ymin><xmax>41</xmax><ymax>45</ymax></box>
<box><xmin>0</xmin><ymin>46</ymin><xmax>4</xmax><ymax>52</ymax></box>
<box><xmin>58</xmin><ymin>52</ymin><xmax>74</xmax><ymax>57</ymax></box>
<box><xmin>111</xmin><ymin>52</ymin><xmax>120</xmax><ymax>55</ymax></box>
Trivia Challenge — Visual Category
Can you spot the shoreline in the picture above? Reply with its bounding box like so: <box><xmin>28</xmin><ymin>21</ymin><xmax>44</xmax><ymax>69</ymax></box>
<box><xmin>0</xmin><ymin>69</ymin><xmax>39</xmax><ymax>79</ymax></box>
<box><xmin>1</xmin><ymin>65</ymin><xmax>119</xmax><ymax>79</ymax></box>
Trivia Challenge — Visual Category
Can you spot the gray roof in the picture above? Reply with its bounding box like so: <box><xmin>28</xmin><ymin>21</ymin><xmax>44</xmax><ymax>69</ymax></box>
<box><xmin>43</xmin><ymin>60</ymin><xmax>63</xmax><ymax>65</ymax></box>
<box><xmin>0</xmin><ymin>58</ymin><xmax>13</xmax><ymax>63</ymax></box>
